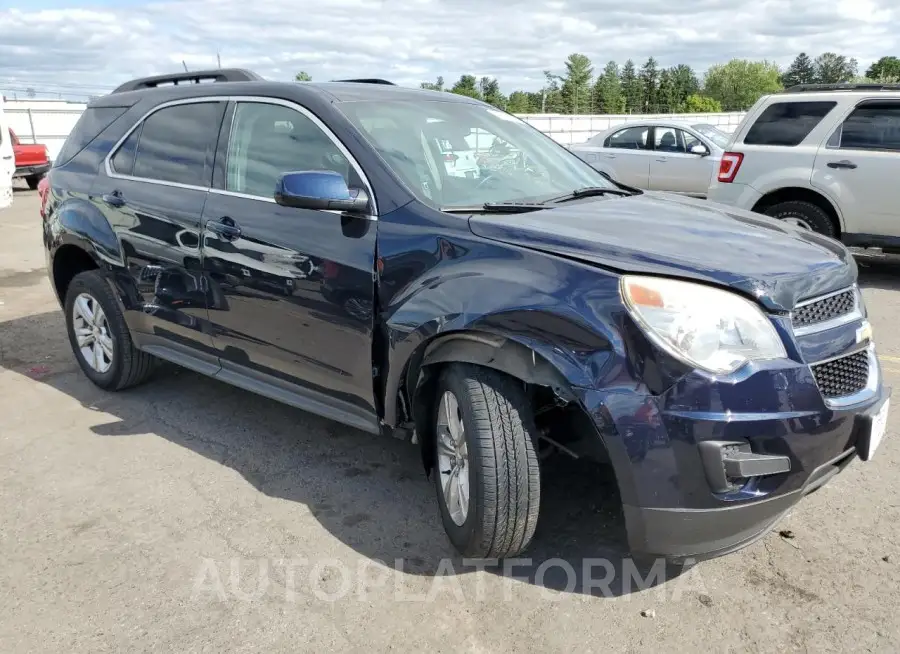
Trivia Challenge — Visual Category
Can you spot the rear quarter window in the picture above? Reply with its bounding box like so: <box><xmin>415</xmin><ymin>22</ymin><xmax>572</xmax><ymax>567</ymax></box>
<box><xmin>743</xmin><ymin>101</ymin><xmax>837</xmax><ymax>147</ymax></box>
<box><xmin>54</xmin><ymin>106</ymin><xmax>131</xmax><ymax>166</ymax></box>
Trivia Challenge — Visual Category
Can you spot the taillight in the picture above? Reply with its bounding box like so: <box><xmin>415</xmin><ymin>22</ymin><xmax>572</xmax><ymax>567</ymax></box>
<box><xmin>717</xmin><ymin>152</ymin><xmax>744</xmax><ymax>183</ymax></box>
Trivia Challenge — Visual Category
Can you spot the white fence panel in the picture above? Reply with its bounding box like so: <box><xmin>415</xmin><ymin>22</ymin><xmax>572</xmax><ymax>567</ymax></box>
<box><xmin>5</xmin><ymin>100</ymin><xmax>87</xmax><ymax>161</ymax></box>
<box><xmin>4</xmin><ymin>99</ymin><xmax>748</xmax><ymax>160</ymax></box>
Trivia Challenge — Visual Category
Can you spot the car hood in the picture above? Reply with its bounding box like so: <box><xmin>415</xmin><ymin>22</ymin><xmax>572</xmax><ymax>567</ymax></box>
<box><xmin>467</xmin><ymin>192</ymin><xmax>856</xmax><ymax>312</ymax></box>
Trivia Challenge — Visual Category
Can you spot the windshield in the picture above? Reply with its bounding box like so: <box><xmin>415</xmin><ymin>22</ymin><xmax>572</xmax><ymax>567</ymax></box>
<box><xmin>692</xmin><ymin>124</ymin><xmax>731</xmax><ymax>149</ymax></box>
<box><xmin>338</xmin><ymin>100</ymin><xmax>615</xmax><ymax>209</ymax></box>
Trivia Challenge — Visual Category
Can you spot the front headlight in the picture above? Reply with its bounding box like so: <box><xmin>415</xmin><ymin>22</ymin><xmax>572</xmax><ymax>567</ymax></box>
<box><xmin>620</xmin><ymin>275</ymin><xmax>787</xmax><ymax>374</ymax></box>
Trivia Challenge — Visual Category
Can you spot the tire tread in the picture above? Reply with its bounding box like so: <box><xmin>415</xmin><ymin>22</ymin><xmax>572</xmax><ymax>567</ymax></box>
<box><xmin>438</xmin><ymin>364</ymin><xmax>540</xmax><ymax>559</ymax></box>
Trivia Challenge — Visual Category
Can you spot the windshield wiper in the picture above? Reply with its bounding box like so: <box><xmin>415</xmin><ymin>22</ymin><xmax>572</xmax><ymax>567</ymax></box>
<box><xmin>543</xmin><ymin>186</ymin><xmax>635</xmax><ymax>204</ymax></box>
<box><xmin>441</xmin><ymin>202</ymin><xmax>548</xmax><ymax>214</ymax></box>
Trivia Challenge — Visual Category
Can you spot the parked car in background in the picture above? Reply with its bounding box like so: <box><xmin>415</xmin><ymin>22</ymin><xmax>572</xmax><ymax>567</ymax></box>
<box><xmin>9</xmin><ymin>128</ymin><xmax>51</xmax><ymax>190</ymax></box>
<box><xmin>708</xmin><ymin>83</ymin><xmax>900</xmax><ymax>246</ymax></box>
<box><xmin>568</xmin><ymin>119</ymin><xmax>723</xmax><ymax>196</ymax></box>
<box><xmin>0</xmin><ymin>97</ymin><xmax>12</xmax><ymax>210</ymax></box>
<box><xmin>42</xmin><ymin>69</ymin><xmax>889</xmax><ymax>563</ymax></box>
<box><xmin>690</xmin><ymin>123</ymin><xmax>733</xmax><ymax>147</ymax></box>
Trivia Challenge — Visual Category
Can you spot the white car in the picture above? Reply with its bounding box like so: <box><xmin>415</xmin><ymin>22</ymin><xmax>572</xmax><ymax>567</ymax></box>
<box><xmin>568</xmin><ymin>120</ymin><xmax>727</xmax><ymax>197</ymax></box>
<box><xmin>707</xmin><ymin>83</ymin><xmax>900</xmax><ymax>245</ymax></box>
<box><xmin>0</xmin><ymin>96</ymin><xmax>13</xmax><ymax>210</ymax></box>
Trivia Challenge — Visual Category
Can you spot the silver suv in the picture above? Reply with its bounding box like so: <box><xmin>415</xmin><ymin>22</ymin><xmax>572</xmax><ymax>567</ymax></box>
<box><xmin>707</xmin><ymin>83</ymin><xmax>900</xmax><ymax>250</ymax></box>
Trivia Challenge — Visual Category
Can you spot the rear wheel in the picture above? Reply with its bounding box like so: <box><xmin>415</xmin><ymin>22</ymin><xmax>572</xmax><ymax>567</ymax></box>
<box><xmin>433</xmin><ymin>364</ymin><xmax>541</xmax><ymax>559</ymax></box>
<box><xmin>763</xmin><ymin>200</ymin><xmax>836</xmax><ymax>237</ymax></box>
<box><xmin>64</xmin><ymin>270</ymin><xmax>156</xmax><ymax>391</ymax></box>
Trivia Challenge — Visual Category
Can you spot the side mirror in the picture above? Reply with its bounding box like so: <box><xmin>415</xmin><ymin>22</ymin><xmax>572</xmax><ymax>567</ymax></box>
<box><xmin>275</xmin><ymin>171</ymin><xmax>369</xmax><ymax>213</ymax></box>
<box><xmin>690</xmin><ymin>144</ymin><xmax>710</xmax><ymax>156</ymax></box>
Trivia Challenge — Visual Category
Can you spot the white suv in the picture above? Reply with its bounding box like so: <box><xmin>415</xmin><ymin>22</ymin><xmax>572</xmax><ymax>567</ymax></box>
<box><xmin>707</xmin><ymin>83</ymin><xmax>900</xmax><ymax>249</ymax></box>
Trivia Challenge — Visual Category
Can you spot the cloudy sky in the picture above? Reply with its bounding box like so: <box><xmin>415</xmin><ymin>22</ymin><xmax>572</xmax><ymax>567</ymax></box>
<box><xmin>0</xmin><ymin>0</ymin><xmax>896</xmax><ymax>100</ymax></box>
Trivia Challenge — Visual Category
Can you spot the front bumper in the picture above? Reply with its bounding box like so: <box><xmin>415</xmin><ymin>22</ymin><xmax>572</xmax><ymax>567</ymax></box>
<box><xmin>575</xmin><ymin>351</ymin><xmax>890</xmax><ymax>561</ymax></box>
<box><xmin>624</xmin><ymin>442</ymin><xmax>862</xmax><ymax>561</ymax></box>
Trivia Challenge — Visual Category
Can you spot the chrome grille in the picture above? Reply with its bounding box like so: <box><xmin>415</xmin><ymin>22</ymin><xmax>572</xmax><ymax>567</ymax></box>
<box><xmin>792</xmin><ymin>288</ymin><xmax>856</xmax><ymax>329</ymax></box>
<box><xmin>811</xmin><ymin>349</ymin><xmax>869</xmax><ymax>398</ymax></box>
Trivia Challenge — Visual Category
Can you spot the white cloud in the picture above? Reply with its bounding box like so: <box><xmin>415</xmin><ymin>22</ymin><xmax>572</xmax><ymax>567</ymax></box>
<box><xmin>0</xmin><ymin>0</ymin><xmax>896</xmax><ymax>99</ymax></box>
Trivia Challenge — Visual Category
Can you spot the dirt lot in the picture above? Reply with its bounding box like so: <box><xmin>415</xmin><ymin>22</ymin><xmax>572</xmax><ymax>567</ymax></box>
<box><xmin>2</xmin><ymin>188</ymin><xmax>900</xmax><ymax>653</ymax></box>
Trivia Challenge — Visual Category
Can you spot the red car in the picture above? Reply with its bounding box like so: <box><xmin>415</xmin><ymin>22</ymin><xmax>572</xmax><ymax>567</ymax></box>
<box><xmin>9</xmin><ymin>128</ymin><xmax>50</xmax><ymax>190</ymax></box>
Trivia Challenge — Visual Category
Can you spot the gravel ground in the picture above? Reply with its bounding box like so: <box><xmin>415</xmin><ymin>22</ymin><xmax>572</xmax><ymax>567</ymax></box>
<box><xmin>2</xmin><ymin>188</ymin><xmax>900</xmax><ymax>653</ymax></box>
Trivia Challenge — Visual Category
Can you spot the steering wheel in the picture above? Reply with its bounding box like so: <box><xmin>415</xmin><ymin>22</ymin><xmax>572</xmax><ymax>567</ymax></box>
<box><xmin>476</xmin><ymin>172</ymin><xmax>501</xmax><ymax>189</ymax></box>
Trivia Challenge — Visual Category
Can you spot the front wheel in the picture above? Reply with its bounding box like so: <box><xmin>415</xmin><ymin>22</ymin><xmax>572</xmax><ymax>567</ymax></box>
<box><xmin>433</xmin><ymin>364</ymin><xmax>541</xmax><ymax>559</ymax></box>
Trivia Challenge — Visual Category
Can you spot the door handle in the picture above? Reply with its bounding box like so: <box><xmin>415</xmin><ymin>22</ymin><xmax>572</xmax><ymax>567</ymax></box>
<box><xmin>1</xmin><ymin>155</ymin><xmax>11</xmax><ymax>160</ymax></box>
<box><xmin>101</xmin><ymin>190</ymin><xmax>125</xmax><ymax>207</ymax></box>
<box><xmin>207</xmin><ymin>216</ymin><xmax>242</xmax><ymax>240</ymax></box>
<box><xmin>655</xmin><ymin>158</ymin><xmax>668</xmax><ymax>162</ymax></box>
<box><xmin>827</xmin><ymin>160</ymin><xmax>857</xmax><ymax>169</ymax></box>
<box><xmin>604</xmin><ymin>153</ymin><xmax>616</xmax><ymax>159</ymax></box>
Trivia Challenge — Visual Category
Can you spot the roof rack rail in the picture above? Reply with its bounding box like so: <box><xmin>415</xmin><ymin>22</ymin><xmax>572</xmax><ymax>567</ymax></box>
<box><xmin>785</xmin><ymin>82</ymin><xmax>900</xmax><ymax>93</ymax></box>
<box><xmin>112</xmin><ymin>68</ymin><xmax>264</xmax><ymax>94</ymax></box>
<box><xmin>332</xmin><ymin>78</ymin><xmax>396</xmax><ymax>85</ymax></box>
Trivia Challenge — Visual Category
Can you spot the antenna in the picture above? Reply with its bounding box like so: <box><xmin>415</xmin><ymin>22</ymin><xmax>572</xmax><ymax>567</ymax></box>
<box><xmin>217</xmin><ymin>52</ymin><xmax>221</xmax><ymax>68</ymax></box>
<box><xmin>182</xmin><ymin>60</ymin><xmax>189</xmax><ymax>72</ymax></box>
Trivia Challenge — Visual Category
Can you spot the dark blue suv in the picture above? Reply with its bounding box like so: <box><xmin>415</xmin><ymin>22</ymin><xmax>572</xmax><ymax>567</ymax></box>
<box><xmin>42</xmin><ymin>69</ymin><xmax>890</xmax><ymax>561</ymax></box>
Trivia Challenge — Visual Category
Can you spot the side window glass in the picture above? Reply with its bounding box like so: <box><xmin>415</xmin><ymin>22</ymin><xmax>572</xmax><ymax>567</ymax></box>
<box><xmin>682</xmin><ymin>130</ymin><xmax>703</xmax><ymax>150</ymax></box>
<box><xmin>131</xmin><ymin>102</ymin><xmax>224</xmax><ymax>187</ymax></box>
<box><xmin>226</xmin><ymin>102</ymin><xmax>351</xmax><ymax>198</ymax></box>
<box><xmin>838</xmin><ymin>103</ymin><xmax>900</xmax><ymax>151</ymax></box>
<box><xmin>744</xmin><ymin>101</ymin><xmax>836</xmax><ymax>146</ymax></box>
<box><xmin>654</xmin><ymin>127</ymin><xmax>686</xmax><ymax>153</ymax></box>
<box><xmin>606</xmin><ymin>126</ymin><xmax>648</xmax><ymax>150</ymax></box>
<box><xmin>111</xmin><ymin>126</ymin><xmax>141</xmax><ymax>176</ymax></box>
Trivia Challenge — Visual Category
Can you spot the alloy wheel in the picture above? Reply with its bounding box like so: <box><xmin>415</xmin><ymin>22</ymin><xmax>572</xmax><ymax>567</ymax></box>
<box><xmin>71</xmin><ymin>292</ymin><xmax>114</xmax><ymax>373</ymax></box>
<box><xmin>436</xmin><ymin>390</ymin><xmax>470</xmax><ymax>526</ymax></box>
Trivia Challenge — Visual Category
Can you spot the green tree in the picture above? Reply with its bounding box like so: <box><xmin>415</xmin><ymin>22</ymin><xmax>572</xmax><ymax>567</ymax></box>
<box><xmin>781</xmin><ymin>53</ymin><xmax>816</xmax><ymax>88</ymax></box>
<box><xmin>593</xmin><ymin>61</ymin><xmax>625</xmax><ymax>114</ymax></box>
<box><xmin>526</xmin><ymin>91</ymin><xmax>546</xmax><ymax>112</ymax></box>
<box><xmin>866</xmin><ymin>56</ymin><xmax>900</xmax><ymax>81</ymax></box>
<box><xmin>670</xmin><ymin>64</ymin><xmax>699</xmax><ymax>109</ymax></box>
<box><xmin>656</xmin><ymin>69</ymin><xmax>677</xmax><ymax>112</ymax></box>
<box><xmin>703</xmin><ymin>59</ymin><xmax>783</xmax><ymax>111</ymax></box>
<box><xmin>540</xmin><ymin>70</ymin><xmax>564</xmax><ymax>113</ymax></box>
<box><xmin>680</xmin><ymin>94</ymin><xmax>723</xmax><ymax>113</ymax></box>
<box><xmin>478</xmin><ymin>77</ymin><xmax>506</xmax><ymax>108</ymax></box>
<box><xmin>450</xmin><ymin>74</ymin><xmax>481</xmax><ymax>100</ymax></box>
<box><xmin>620</xmin><ymin>59</ymin><xmax>641</xmax><ymax>113</ymax></box>
<box><xmin>420</xmin><ymin>76</ymin><xmax>444</xmax><ymax>91</ymax></box>
<box><xmin>814</xmin><ymin>52</ymin><xmax>858</xmax><ymax>83</ymax></box>
<box><xmin>507</xmin><ymin>91</ymin><xmax>534</xmax><ymax>113</ymax></box>
<box><xmin>294</xmin><ymin>71</ymin><xmax>312</xmax><ymax>82</ymax></box>
<box><xmin>640</xmin><ymin>57</ymin><xmax>660</xmax><ymax>112</ymax></box>
<box><xmin>559</xmin><ymin>53</ymin><xmax>594</xmax><ymax>114</ymax></box>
